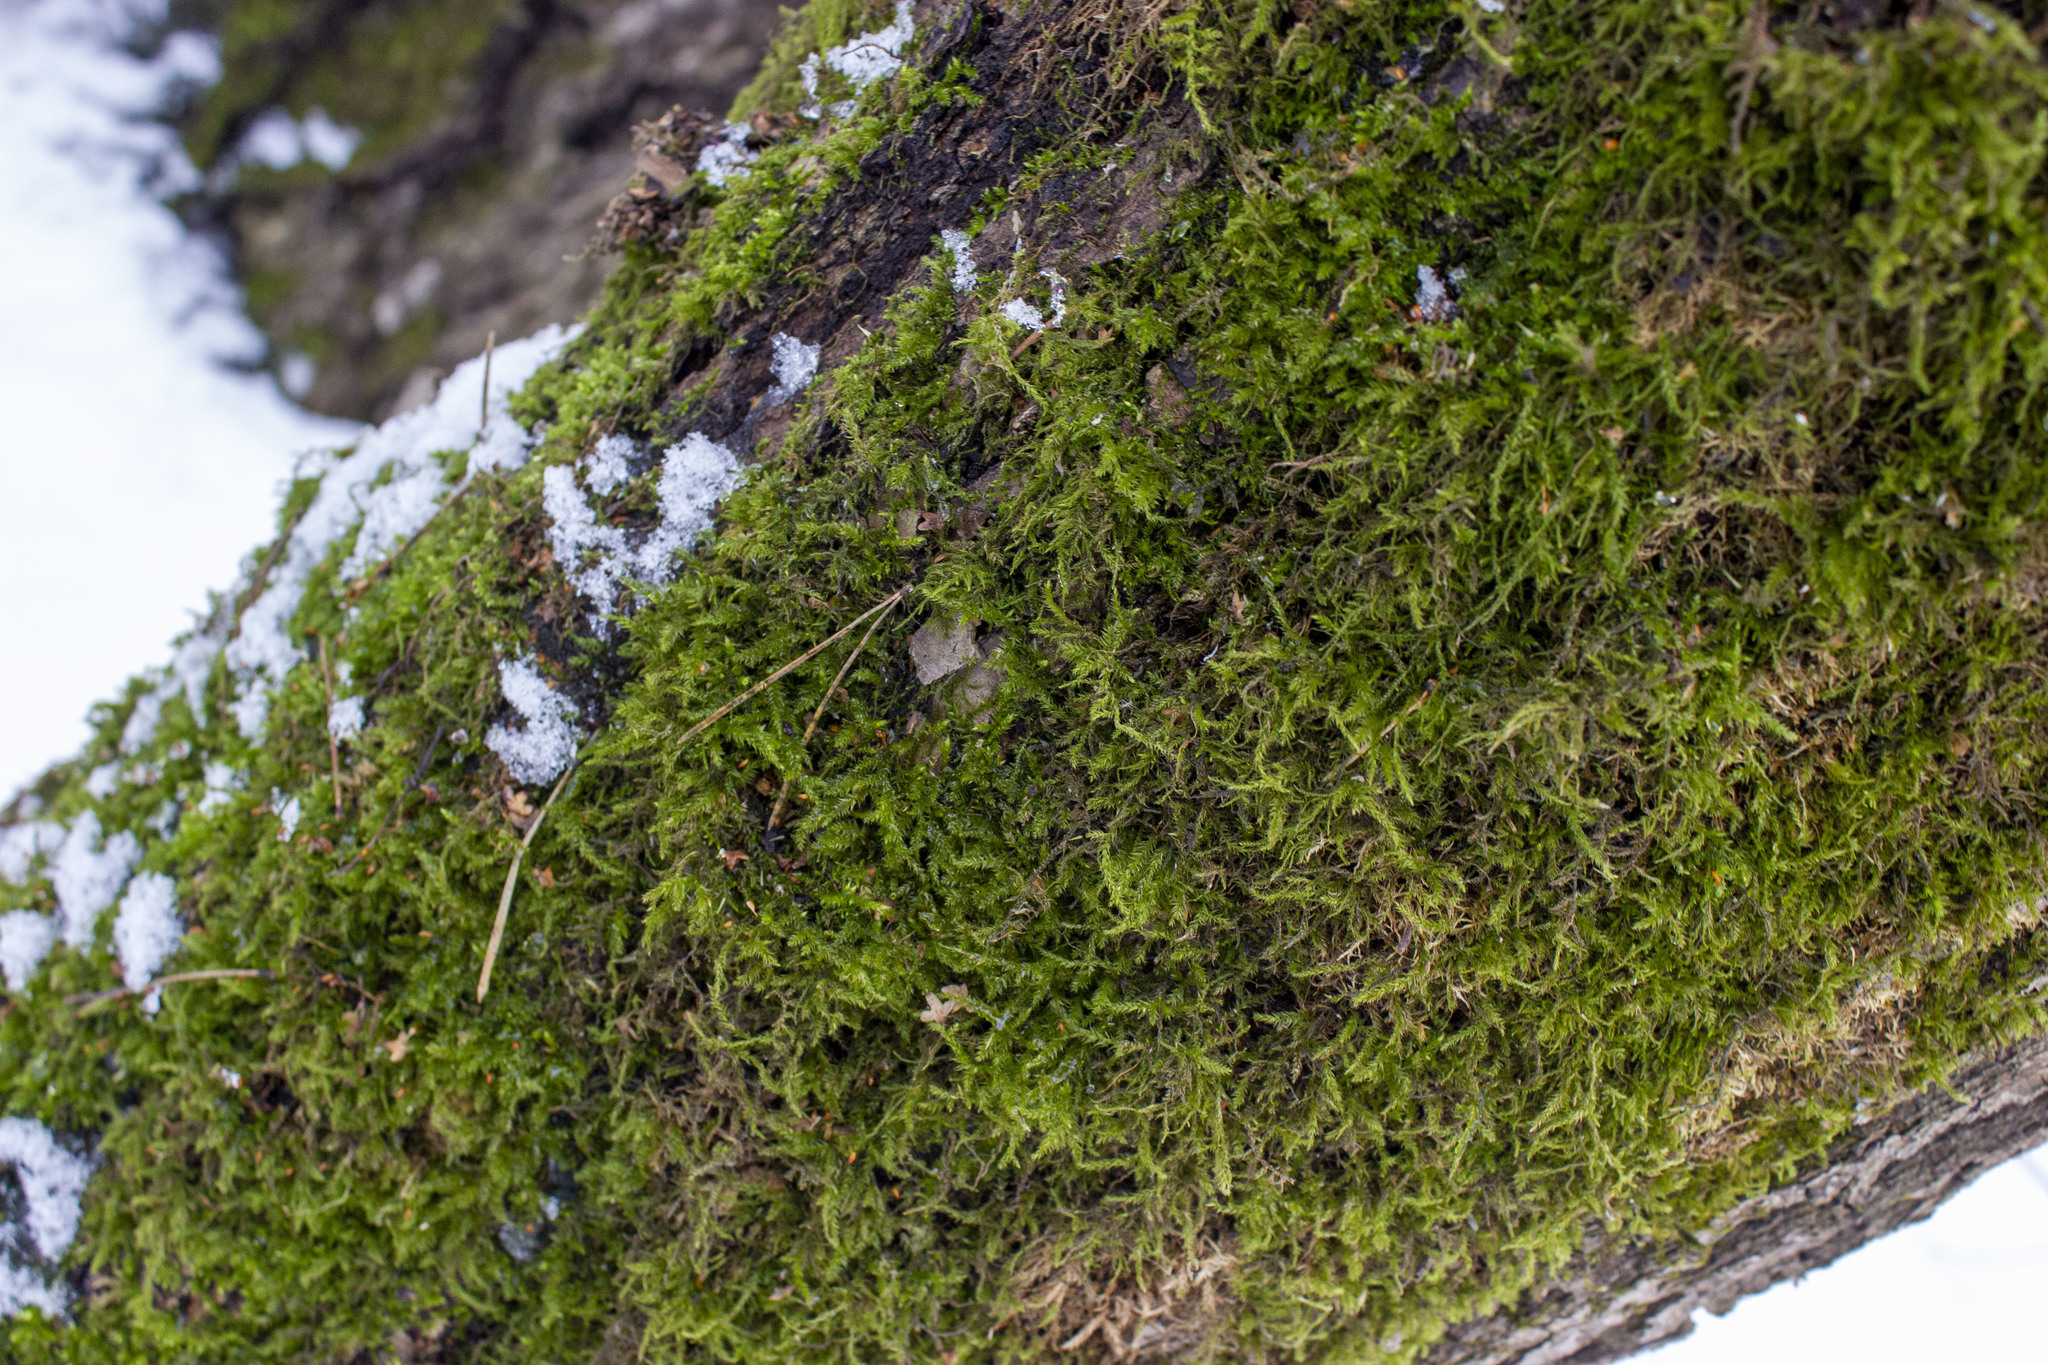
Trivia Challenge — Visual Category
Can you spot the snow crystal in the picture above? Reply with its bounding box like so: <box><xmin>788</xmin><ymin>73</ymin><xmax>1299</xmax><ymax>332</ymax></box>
<box><xmin>827</xmin><ymin>0</ymin><xmax>915</xmax><ymax>85</ymax></box>
<box><xmin>327</xmin><ymin>694</ymin><xmax>364</xmax><ymax>742</ymax></box>
<box><xmin>540</xmin><ymin>433</ymin><xmax>743</xmax><ymax>631</ymax></box>
<box><xmin>1414</xmin><ymin>265</ymin><xmax>1456</xmax><ymax>323</ymax></box>
<box><xmin>274</xmin><ymin>792</ymin><xmax>301</xmax><ymax>842</ymax></box>
<box><xmin>83</xmin><ymin>764</ymin><xmax>119</xmax><ymax>799</ymax></box>
<box><xmin>696</xmin><ymin>122</ymin><xmax>756</xmax><ymax>187</ymax></box>
<box><xmin>49</xmin><ymin>814</ymin><xmax>138</xmax><ymax>949</ymax></box>
<box><xmin>584</xmin><ymin>434</ymin><xmax>636</xmax><ymax>496</ymax></box>
<box><xmin>0</xmin><ymin>1117</ymin><xmax>92</xmax><ymax>1317</ymax></box>
<box><xmin>800</xmin><ymin>0</ymin><xmax>915</xmax><ymax>119</ymax></box>
<box><xmin>0</xmin><ymin>914</ymin><xmax>58</xmax><ymax>993</ymax></box>
<box><xmin>197</xmin><ymin>762</ymin><xmax>241</xmax><ymax>815</ymax></box>
<box><xmin>942</xmin><ymin>229</ymin><xmax>977</xmax><ymax>293</ymax></box>
<box><xmin>113</xmin><ymin>871</ymin><xmax>180</xmax><ymax>1015</ymax></box>
<box><xmin>766</xmin><ymin>332</ymin><xmax>820</xmax><ymax>404</ymax></box>
<box><xmin>298</xmin><ymin>109</ymin><xmax>360</xmax><ymax>172</ymax></box>
<box><xmin>119</xmin><ymin>685</ymin><xmax>163</xmax><ymax>754</ymax></box>
<box><xmin>224</xmin><ymin>326</ymin><xmax>573</xmax><ymax>740</ymax></box>
<box><xmin>236</xmin><ymin>106</ymin><xmax>359</xmax><ymax>172</ymax></box>
<box><xmin>485</xmin><ymin>655</ymin><xmax>582</xmax><ymax>786</ymax></box>
<box><xmin>0</xmin><ymin>824</ymin><xmax>63</xmax><ymax>884</ymax></box>
<box><xmin>1000</xmin><ymin>269</ymin><xmax>1068</xmax><ymax>331</ymax></box>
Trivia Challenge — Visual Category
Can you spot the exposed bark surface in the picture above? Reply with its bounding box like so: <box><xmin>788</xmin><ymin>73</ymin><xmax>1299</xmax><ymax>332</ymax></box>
<box><xmin>1425</xmin><ymin>1030</ymin><xmax>2048</xmax><ymax>1364</ymax></box>
<box><xmin>183</xmin><ymin>0</ymin><xmax>782</xmax><ymax>422</ymax></box>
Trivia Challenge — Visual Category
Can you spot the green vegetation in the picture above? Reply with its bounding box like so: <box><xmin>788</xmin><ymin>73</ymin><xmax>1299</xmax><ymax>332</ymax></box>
<box><xmin>6</xmin><ymin>0</ymin><xmax>2047</xmax><ymax>1360</ymax></box>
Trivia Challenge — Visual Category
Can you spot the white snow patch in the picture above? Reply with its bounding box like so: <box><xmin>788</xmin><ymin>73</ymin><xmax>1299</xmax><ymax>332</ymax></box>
<box><xmin>942</xmin><ymin>229</ymin><xmax>977</xmax><ymax>293</ymax></box>
<box><xmin>327</xmin><ymin>694</ymin><xmax>365</xmax><ymax>742</ymax></box>
<box><xmin>485</xmin><ymin>655</ymin><xmax>582</xmax><ymax>786</ymax></box>
<box><xmin>215</xmin><ymin>1065</ymin><xmax>240</xmax><ymax>1090</ymax></box>
<box><xmin>273</xmin><ymin>791</ymin><xmax>301</xmax><ymax>842</ymax></box>
<box><xmin>540</xmin><ymin>432</ymin><xmax>743</xmax><ymax>631</ymax></box>
<box><xmin>1414</xmin><ymin>265</ymin><xmax>1456</xmax><ymax>322</ymax></box>
<box><xmin>584</xmin><ymin>434</ymin><xmax>636</xmax><ymax>495</ymax></box>
<box><xmin>0</xmin><ymin>1116</ymin><xmax>92</xmax><ymax>1317</ymax></box>
<box><xmin>0</xmin><ymin>824</ymin><xmax>63</xmax><ymax>884</ymax></box>
<box><xmin>0</xmin><ymin>914</ymin><xmax>58</xmax><ymax>993</ymax></box>
<box><xmin>197</xmin><ymin>762</ymin><xmax>241</xmax><ymax>816</ymax></box>
<box><xmin>696</xmin><ymin>121</ymin><xmax>756</xmax><ymax>187</ymax></box>
<box><xmin>237</xmin><ymin>106</ymin><xmax>360</xmax><ymax>172</ymax></box>
<box><xmin>50</xmin><ymin>813</ymin><xmax>138</xmax><ymax>949</ymax></box>
<box><xmin>83</xmin><ymin>763</ymin><xmax>120</xmax><ymax>799</ymax></box>
<box><xmin>767</xmin><ymin>332</ymin><xmax>821</xmax><ymax>403</ymax></box>
<box><xmin>224</xmin><ymin>326</ymin><xmax>573</xmax><ymax>739</ymax></box>
<box><xmin>112</xmin><ymin>870</ymin><xmax>179</xmax><ymax>1015</ymax></box>
<box><xmin>800</xmin><ymin>0</ymin><xmax>915</xmax><ymax>118</ymax></box>
<box><xmin>1001</xmin><ymin>269</ymin><xmax>1068</xmax><ymax>331</ymax></box>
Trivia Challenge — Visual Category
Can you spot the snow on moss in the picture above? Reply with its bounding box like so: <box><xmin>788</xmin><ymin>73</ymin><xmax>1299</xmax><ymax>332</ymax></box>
<box><xmin>225</xmin><ymin>326</ymin><xmax>572</xmax><ymax>739</ymax></box>
<box><xmin>696</xmin><ymin>122</ymin><xmax>757</xmax><ymax>187</ymax></box>
<box><xmin>0</xmin><ymin>915</ymin><xmax>57</xmax><ymax>994</ymax></box>
<box><xmin>0</xmin><ymin>822</ymin><xmax>62</xmax><ymax>884</ymax></box>
<box><xmin>799</xmin><ymin>0</ymin><xmax>914</xmax><ymax>119</ymax></box>
<box><xmin>1000</xmin><ymin>268</ymin><xmax>1068</xmax><ymax>331</ymax></box>
<box><xmin>542</xmin><ymin>432</ymin><xmax>743</xmax><ymax>632</ymax></box>
<box><xmin>942</xmin><ymin>228</ymin><xmax>976</xmax><ymax>293</ymax></box>
<box><xmin>0</xmin><ymin>1117</ymin><xmax>92</xmax><ymax>1318</ymax></box>
<box><xmin>50</xmin><ymin>813</ymin><xmax>138</xmax><ymax>949</ymax></box>
<box><xmin>273</xmin><ymin>791</ymin><xmax>301</xmax><ymax>841</ymax></box>
<box><xmin>327</xmin><ymin>694</ymin><xmax>364</xmax><ymax>742</ymax></box>
<box><xmin>111</xmin><ymin>870</ymin><xmax>179</xmax><ymax>1015</ymax></box>
<box><xmin>485</xmin><ymin>654</ymin><xmax>581</xmax><ymax>786</ymax></box>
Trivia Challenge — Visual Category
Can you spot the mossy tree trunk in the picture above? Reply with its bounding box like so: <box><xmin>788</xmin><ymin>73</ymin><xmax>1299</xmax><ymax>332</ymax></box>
<box><xmin>4</xmin><ymin>0</ymin><xmax>2047</xmax><ymax>1361</ymax></box>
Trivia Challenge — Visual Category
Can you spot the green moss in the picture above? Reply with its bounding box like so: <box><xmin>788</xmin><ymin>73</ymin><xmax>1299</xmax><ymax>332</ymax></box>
<box><xmin>8</xmin><ymin>1</ymin><xmax>2048</xmax><ymax>1361</ymax></box>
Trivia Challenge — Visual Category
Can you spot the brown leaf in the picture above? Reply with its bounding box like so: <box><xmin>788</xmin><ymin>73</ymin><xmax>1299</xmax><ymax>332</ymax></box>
<box><xmin>534</xmin><ymin>866</ymin><xmax>556</xmax><ymax>888</ymax></box>
<box><xmin>381</xmin><ymin>1027</ymin><xmax>415</xmax><ymax>1063</ymax></box>
<box><xmin>1227</xmin><ymin>590</ymin><xmax>1248</xmax><ymax>623</ymax></box>
<box><xmin>720</xmin><ymin>847</ymin><xmax>750</xmax><ymax>871</ymax></box>
<box><xmin>919</xmin><ymin>985</ymin><xmax>970</xmax><ymax>1025</ymax></box>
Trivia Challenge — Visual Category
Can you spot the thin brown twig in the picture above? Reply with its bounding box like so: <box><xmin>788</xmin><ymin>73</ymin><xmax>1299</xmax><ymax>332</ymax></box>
<box><xmin>476</xmin><ymin>760</ymin><xmax>575</xmax><ymax>1004</ymax></box>
<box><xmin>765</xmin><ymin>594</ymin><xmax>901</xmax><ymax>844</ymax></box>
<box><xmin>317</xmin><ymin>634</ymin><xmax>344</xmax><ymax>817</ymax></box>
<box><xmin>66</xmin><ymin>968</ymin><xmax>274</xmax><ymax>1009</ymax></box>
<box><xmin>672</xmin><ymin>588</ymin><xmax>908</xmax><ymax>751</ymax></box>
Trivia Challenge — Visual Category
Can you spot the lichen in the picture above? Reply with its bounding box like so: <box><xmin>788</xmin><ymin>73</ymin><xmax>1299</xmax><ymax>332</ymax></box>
<box><xmin>4</xmin><ymin>0</ymin><xmax>2048</xmax><ymax>1361</ymax></box>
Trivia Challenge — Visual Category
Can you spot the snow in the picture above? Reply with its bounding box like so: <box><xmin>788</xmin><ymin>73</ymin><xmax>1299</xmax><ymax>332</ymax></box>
<box><xmin>237</xmin><ymin>106</ymin><xmax>360</xmax><ymax>173</ymax></box>
<box><xmin>0</xmin><ymin>0</ymin><xmax>357</xmax><ymax>796</ymax></box>
<box><xmin>541</xmin><ymin>431</ymin><xmax>743</xmax><ymax>631</ymax></box>
<box><xmin>112</xmin><ymin>869</ymin><xmax>179</xmax><ymax>1014</ymax></box>
<box><xmin>1413</xmin><ymin>264</ymin><xmax>1456</xmax><ymax>322</ymax></box>
<box><xmin>485</xmin><ymin>655</ymin><xmax>582</xmax><ymax>785</ymax></box>
<box><xmin>942</xmin><ymin>228</ymin><xmax>977</xmax><ymax>293</ymax></box>
<box><xmin>767</xmin><ymin>332</ymin><xmax>820</xmax><ymax>403</ymax></box>
<box><xmin>1001</xmin><ymin>269</ymin><xmax>1068</xmax><ymax>331</ymax></box>
<box><xmin>584</xmin><ymin>433</ymin><xmax>636</xmax><ymax>495</ymax></box>
<box><xmin>695</xmin><ymin>122</ymin><xmax>756</xmax><ymax>187</ymax></box>
<box><xmin>800</xmin><ymin>0</ymin><xmax>915</xmax><ymax>119</ymax></box>
<box><xmin>49</xmin><ymin>813</ymin><xmax>139</xmax><ymax>949</ymax></box>
<box><xmin>226</xmin><ymin>324</ymin><xmax>574</xmax><ymax>738</ymax></box>
<box><xmin>197</xmin><ymin>761</ymin><xmax>240</xmax><ymax>815</ymax></box>
<box><xmin>0</xmin><ymin>1116</ymin><xmax>92</xmax><ymax>1316</ymax></box>
<box><xmin>0</xmin><ymin>914</ymin><xmax>59</xmax><ymax>994</ymax></box>
<box><xmin>0</xmin><ymin>823</ymin><xmax>63</xmax><ymax>884</ymax></box>
<box><xmin>83</xmin><ymin>764</ymin><xmax>120</xmax><ymax>799</ymax></box>
<box><xmin>273</xmin><ymin>791</ymin><xmax>301</xmax><ymax>841</ymax></box>
<box><xmin>327</xmin><ymin>694</ymin><xmax>365</xmax><ymax>742</ymax></box>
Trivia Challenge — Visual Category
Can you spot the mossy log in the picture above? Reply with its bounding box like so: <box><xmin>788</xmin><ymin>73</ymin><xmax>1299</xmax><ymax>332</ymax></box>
<box><xmin>5</xmin><ymin>0</ymin><xmax>2048</xmax><ymax>1360</ymax></box>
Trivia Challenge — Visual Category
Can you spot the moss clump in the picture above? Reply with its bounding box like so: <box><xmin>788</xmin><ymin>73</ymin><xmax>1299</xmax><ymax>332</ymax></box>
<box><xmin>5</xmin><ymin>0</ymin><xmax>2047</xmax><ymax>1360</ymax></box>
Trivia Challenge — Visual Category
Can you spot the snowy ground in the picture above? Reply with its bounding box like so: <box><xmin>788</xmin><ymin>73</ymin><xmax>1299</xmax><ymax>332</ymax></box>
<box><xmin>0</xmin><ymin>0</ymin><xmax>2044</xmax><ymax>1356</ymax></box>
<box><xmin>0</xmin><ymin>0</ymin><xmax>354</xmax><ymax>797</ymax></box>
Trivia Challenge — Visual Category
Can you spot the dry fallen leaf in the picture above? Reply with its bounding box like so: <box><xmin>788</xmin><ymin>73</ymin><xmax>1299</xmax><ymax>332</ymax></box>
<box><xmin>381</xmin><ymin>1027</ymin><xmax>416</xmax><ymax>1063</ymax></box>
<box><xmin>505</xmin><ymin>789</ymin><xmax>537</xmax><ymax>828</ymax></box>
<box><xmin>1227</xmin><ymin>590</ymin><xmax>1248</xmax><ymax>623</ymax></box>
<box><xmin>720</xmin><ymin>847</ymin><xmax>750</xmax><ymax>871</ymax></box>
<box><xmin>534</xmin><ymin>866</ymin><xmax>556</xmax><ymax>888</ymax></box>
<box><xmin>919</xmin><ymin>985</ymin><xmax>970</xmax><ymax>1025</ymax></box>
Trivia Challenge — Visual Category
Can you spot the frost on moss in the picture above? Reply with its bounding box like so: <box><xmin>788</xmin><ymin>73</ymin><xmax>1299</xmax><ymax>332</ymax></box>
<box><xmin>4</xmin><ymin>0</ymin><xmax>2048</xmax><ymax>1361</ymax></box>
